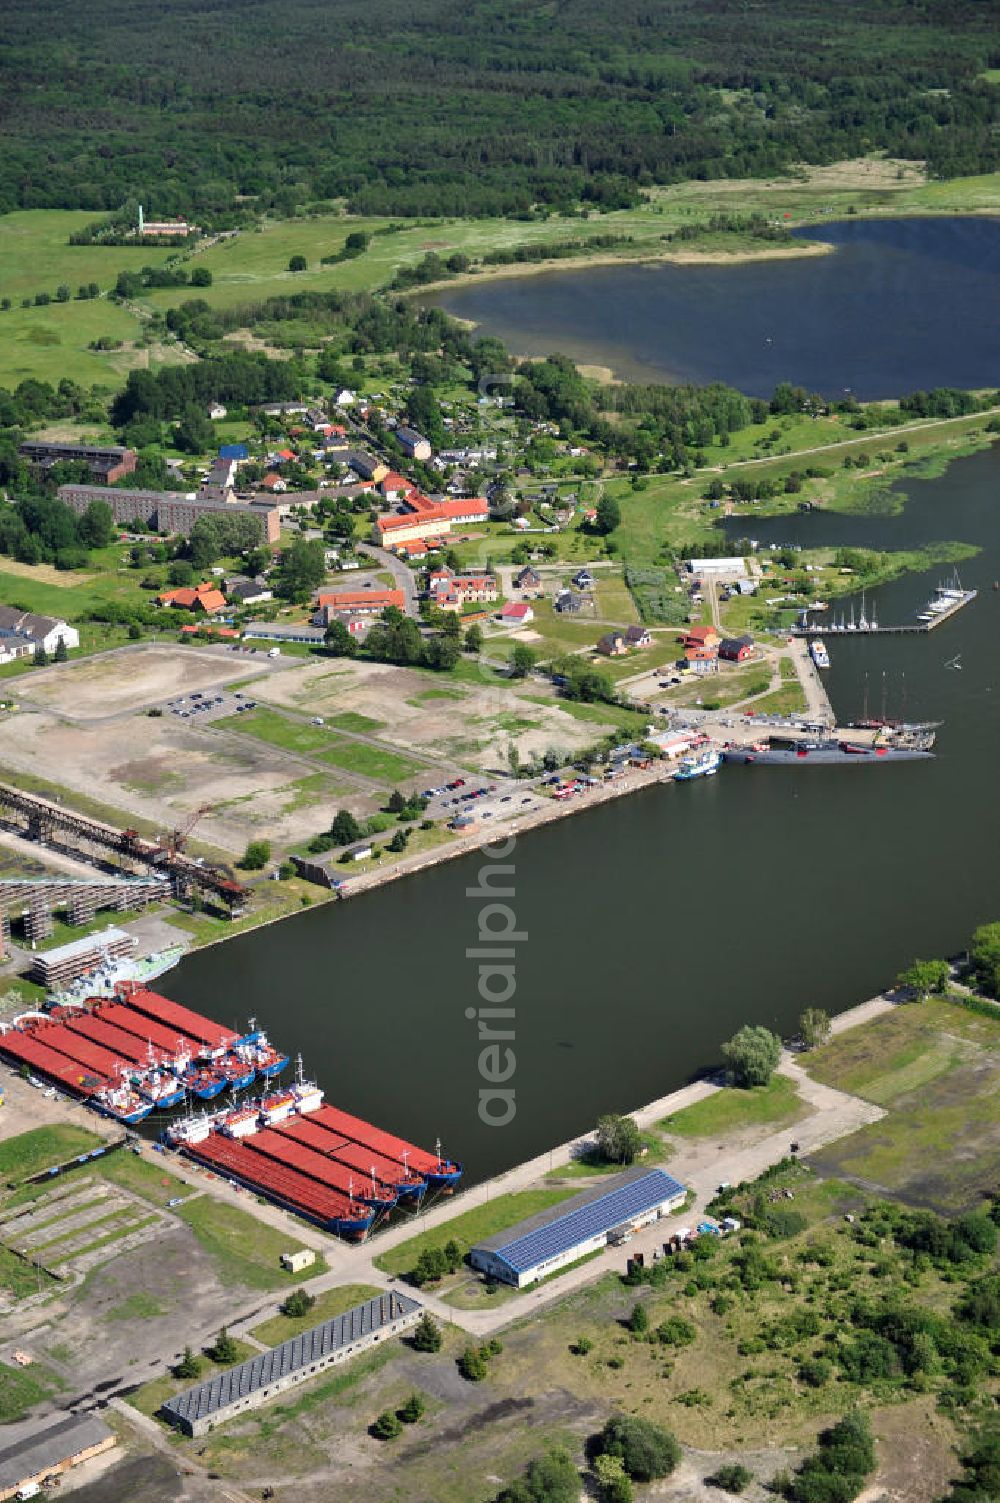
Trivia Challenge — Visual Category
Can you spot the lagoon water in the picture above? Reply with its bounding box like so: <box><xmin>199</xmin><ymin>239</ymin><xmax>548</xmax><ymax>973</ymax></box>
<box><xmin>424</xmin><ymin>217</ymin><xmax>1000</xmax><ymax>398</ymax></box>
<box><xmin>164</xmin><ymin>218</ymin><xmax>1000</xmax><ymax>1185</ymax></box>
<box><xmin>165</xmin><ymin>439</ymin><xmax>1000</xmax><ymax>1185</ymax></box>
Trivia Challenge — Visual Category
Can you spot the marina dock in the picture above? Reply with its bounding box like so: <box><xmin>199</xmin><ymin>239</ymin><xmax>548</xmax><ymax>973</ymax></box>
<box><xmin>792</xmin><ymin>586</ymin><xmax>977</xmax><ymax>637</ymax></box>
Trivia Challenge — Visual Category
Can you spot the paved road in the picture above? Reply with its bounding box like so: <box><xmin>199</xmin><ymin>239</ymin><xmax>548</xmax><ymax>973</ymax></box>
<box><xmin>356</xmin><ymin>541</ymin><xmax>419</xmax><ymax>617</ymax></box>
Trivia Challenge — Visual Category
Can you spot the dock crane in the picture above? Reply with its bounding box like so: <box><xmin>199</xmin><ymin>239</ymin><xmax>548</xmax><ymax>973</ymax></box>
<box><xmin>165</xmin><ymin>804</ymin><xmax>214</xmax><ymax>858</ymax></box>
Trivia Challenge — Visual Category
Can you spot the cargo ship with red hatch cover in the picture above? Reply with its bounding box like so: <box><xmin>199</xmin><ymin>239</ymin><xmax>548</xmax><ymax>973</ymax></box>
<box><xmin>2</xmin><ymin>985</ymin><xmax>461</xmax><ymax>1239</ymax></box>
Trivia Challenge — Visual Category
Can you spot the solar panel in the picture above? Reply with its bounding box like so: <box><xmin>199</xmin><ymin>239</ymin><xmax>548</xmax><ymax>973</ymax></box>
<box><xmin>494</xmin><ymin>1169</ymin><xmax>685</xmax><ymax>1274</ymax></box>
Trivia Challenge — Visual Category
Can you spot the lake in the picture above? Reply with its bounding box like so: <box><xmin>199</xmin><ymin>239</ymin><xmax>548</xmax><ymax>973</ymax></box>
<box><xmin>164</xmin><ymin>441</ymin><xmax>1000</xmax><ymax>1185</ymax></box>
<box><xmin>423</xmin><ymin>216</ymin><xmax>1000</xmax><ymax>398</ymax></box>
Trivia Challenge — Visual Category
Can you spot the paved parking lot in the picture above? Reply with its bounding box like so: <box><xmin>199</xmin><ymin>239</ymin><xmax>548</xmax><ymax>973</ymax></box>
<box><xmin>162</xmin><ymin>687</ymin><xmax>260</xmax><ymax>725</ymax></box>
<box><xmin>418</xmin><ymin>774</ymin><xmax>547</xmax><ymax>828</ymax></box>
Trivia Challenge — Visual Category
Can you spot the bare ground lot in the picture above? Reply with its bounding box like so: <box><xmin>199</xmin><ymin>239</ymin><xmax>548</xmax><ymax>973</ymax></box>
<box><xmin>0</xmin><ymin>709</ymin><xmax>359</xmax><ymax>855</ymax></box>
<box><xmin>249</xmin><ymin>657</ymin><xmax>616</xmax><ymax>769</ymax></box>
<box><xmin>14</xmin><ymin>645</ymin><xmax>272</xmax><ymax>719</ymax></box>
<box><xmin>1</xmin><ymin>648</ymin><xmax>615</xmax><ymax>857</ymax></box>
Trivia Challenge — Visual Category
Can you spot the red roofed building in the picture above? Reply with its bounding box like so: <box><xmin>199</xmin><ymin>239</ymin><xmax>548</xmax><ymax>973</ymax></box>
<box><xmin>499</xmin><ymin>601</ymin><xmax>534</xmax><ymax>625</ymax></box>
<box><xmin>315</xmin><ymin>588</ymin><xmax>405</xmax><ymax>620</ymax></box>
<box><xmin>158</xmin><ymin>581</ymin><xmax>227</xmax><ymax>614</ymax></box>
<box><xmin>681</xmin><ymin>624</ymin><xmax>721</xmax><ymax>651</ymax></box>
<box><xmin>261</xmin><ymin>472</ymin><xmax>287</xmax><ymax>492</ymax></box>
<box><xmin>379</xmin><ymin>472</ymin><xmax>415</xmax><ymax>501</ymax></box>
<box><xmin>685</xmin><ymin>646</ymin><xmax>719</xmax><ymax>675</ymax></box>
<box><xmin>374</xmin><ymin>494</ymin><xmax>489</xmax><ymax>549</ymax></box>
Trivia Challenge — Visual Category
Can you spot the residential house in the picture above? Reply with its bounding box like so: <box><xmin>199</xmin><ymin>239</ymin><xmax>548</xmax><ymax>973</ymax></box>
<box><xmin>573</xmin><ymin>569</ymin><xmax>595</xmax><ymax>590</ymax></box>
<box><xmin>499</xmin><ymin>601</ymin><xmax>534</xmax><ymax>625</ymax></box>
<box><xmin>681</xmin><ymin>624</ymin><xmax>721</xmax><ymax>652</ymax></box>
<box><xmin>554</xmin><ymin>588</ymin><xmax>585</xmax><ymax>614</ymax></box>
<box><xmin>334</xmin><ymin>388</ymin><xmax>356</xmax><ymax>407</ymax></box>
<box><xmin>260</xmin><ymin>472</ymin><xmax>287</xmax><ymax>493</ymax></box>
<box><xmin>428</xmin><ymin>567</ymin><xmax>498</xmax><ymax>611</ymax></box>
<box><xmin>597</xmin><ymin>631</ymin><xmax>627</xmax><ymax>657</ymax></box>
<box><xmin>218</xmin><ymin>443</ymin><xmax>249</xmax><ymax>463</ymax></box>
<box><xmin>379</xmin><ymin>472</ymin><xmax>414</xmax><ymax>501</ymax></box>
<box><xmin>346</xmin><ymin>452</ymin><xmax>389</xmax><ymax>484</ymax></box>
<box><xmin>158</xmin><ymin>581</ymin><xmax>227</xmax><ymax>615</ymax></box>
<box><xmin>719</xmin><ymin>635</ymin><xmax>755</xmax><ymax>664</ymax></box>
<box><xmin>513</xmin><ymin>566</ymin><xmax>543</xmax><ymax>598</ymax></box>
<box><xmin>624</xmin><ymin>625</ymin><xmax>652</xmax><ymax>649</ymax></box>
<box><xmin>396</xmin><ymin>427</ymin><xmax>432</xmax><ymax>462</ymax></box>
<box><xmin>0</xmin><ymin>628</ymin><xmax>34</xmax><ymax>663</ymax></box>
<box><xmin>208</xmin><ymin>403</ymin><xmax>227</xmax><ymax>420</ymax></box>
<box><xmin>226</xmin><ymin>578</ymin><xmax>273</xmax><ymax>606</ymax></box>
<box><xmin>733</xmin><ymin>579</ymin><xmax>757</xmax><ymax>596</ymax></box>
<box><xmin>0</xmin><ymin>606</ymin><xmax>79</xmax><ymax>656</ymax></box>
<box><xmin>684</xmin><ymin>646</ymin><xmax>719</xmax><ymax>676</ymax></box>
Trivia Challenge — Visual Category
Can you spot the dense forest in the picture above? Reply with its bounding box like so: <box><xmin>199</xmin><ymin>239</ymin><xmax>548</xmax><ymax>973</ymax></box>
<box><xmin>2</xmin><ymin>0</ymin><xmax>1000</xmax><ymax>220</ymax></box>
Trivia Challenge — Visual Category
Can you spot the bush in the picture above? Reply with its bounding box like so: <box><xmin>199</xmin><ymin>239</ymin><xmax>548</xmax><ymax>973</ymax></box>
<box><xmin>240</xmin><ymin>839</ymin><xmax>271</xmax><ymax>870</ymax></box>
<box><xmin>571</xmin><ymin>1335</ymin><xmax>594</xmax><ymax>1356</ymax></box>
<box><xmin>798</xmin><ymin>1357</ymin><xmax>832</xmax><ymax>1388</ymax></box>
<box><xmin>591</xmin><ymin>1414</ymin><xmax>681</xmax><ymax>1482</ymax></box>
<box><xmin>372</xmin><ymin>1408</ymin><xmax>403</xmax><ymax>1439</ymax></box>
<box><xmin>398</xmin><ymin>1392</ymin><xmax>425</xmax><ymax>1423</ymax></box>
<box><xmin>708</xmin><ymin>1464</ymin><xmax>754</xmax><ymax>1494</ymax></box>
<box><xmin>656</xmin><ymin>1315</ymin><xmax>696</xmax><ymax>1347</ymax></box>
<box><xmin>411</xmin><ymin>1312</ymin><xmax>442</xmax><ymax>1352</ymax></box>
<box><xmin>280</xmin><ymin>1288</ymin><xmax>315</xmax><ymax>1319</ymax></box>
<box><xmin>629</xmin><ymin>1302</ymin><xmax>649</xmax><ymax>1336</ymax></box>
<box><xmin>458</xmin><ymin>1345</ymin><xmax>489</xmax><ymax>1381</ymax></box>
<box><xmin>494</xmin><ymin>1449</ymin><xmax>581</xmax><ymax>1503</ymax></box>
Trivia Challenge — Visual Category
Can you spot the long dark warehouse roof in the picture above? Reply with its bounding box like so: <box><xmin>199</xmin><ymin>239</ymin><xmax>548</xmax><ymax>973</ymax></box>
<box><xmin>162</xmin><ymin>1291</ymin><xmax>420</xmax><ymax>1428</ymax></box>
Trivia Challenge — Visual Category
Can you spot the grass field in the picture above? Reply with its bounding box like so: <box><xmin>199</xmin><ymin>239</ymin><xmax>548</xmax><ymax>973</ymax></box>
<box><xmin>661</xmin><ymin>1075</ymin><xmax>805</xmax><ymax>1139</ymax></box>
<box><xmin>0</xmin><ymin>1125</ymin><xmax>104</xmax><ymax>1184</ymax></box>
<box><xmin>0</xmin><ymin>1358</ymin><xmax>62</xmax><ymax>1423</ymax></box>
<box><xmin>803</xmin><ymin>997</ymin><xmax>1000</xmax><ymax>1213</ymax></box>
<box><xmin>2</xmin><ymin>163</ymin><xmax>999</xmax><ymax>384</ymax></box>
<box><xmin>175</xmin><ymin>1196</ymin><xmax>328</xmax><ymax>1291</ymax></box>
<box><xmin>250</xmin><ymin>1283</ymin><xmax>382</xmax><ymax>1346</ymax></box>
<box><xmin>222</xmin><ymin>706</ymin><xmax>422</xmax><ymax>783</ymax></box>
<box><xmin>373</xmin><ymin>1188</ymin><xmax>575</xmax><ymax>1277</ymax></box>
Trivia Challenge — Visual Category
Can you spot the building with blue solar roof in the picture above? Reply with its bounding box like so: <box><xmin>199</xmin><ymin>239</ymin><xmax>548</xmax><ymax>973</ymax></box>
<box><xmin>470</xmin><ymin>1167</ymin><xmax>686</xmax><ymax>1288</ymax></box>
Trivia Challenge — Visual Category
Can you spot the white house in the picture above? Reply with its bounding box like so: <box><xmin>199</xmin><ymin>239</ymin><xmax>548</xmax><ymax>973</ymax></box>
<box><xmin>334</xmin><ymin>388</ymin><xmax>356</xmax><ymax>407</ymax></box>
<box><xmin>208</xmin><ymin>403</ymin><xmax>228</xmax><ymax>420</ymax></box>
<box><xmin>0</xmin><ymin>607</ymin><xmax>79</xmax><ymax>657</ymax></box>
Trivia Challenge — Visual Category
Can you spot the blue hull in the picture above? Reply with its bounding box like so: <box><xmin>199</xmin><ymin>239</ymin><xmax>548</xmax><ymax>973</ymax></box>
<box><xmin>100</xmin><ymin>1101</ymin><xmax>154</xmax><ymax>1125</ymax></box>
<box><xmin>332</xmin><ymin>1210</ymin><xmax>376</xmax><ymax>1238</ymax></box>
<box><xmin>258</xmin><ymin>1055</ymin><xmax>289</xmax><ymax>1078</ymax></box>
<box><xmin>184</xmin><ymin>1075</ymin><xmax>227</xmax><ymax>1100</ymax></box>
<box><xmin>427</xmin><ymin>1163</ymin><xmax>463</xmax><ymax>1192</ymax></box>
<box><xmin>225</xmin><ymin>1068</ymin><xmax>256</xmax><ymax>1091</ymax></box>
<box><xmin>141</xmin><ymin>1086</ymin><xmax>186</xmax><ymax>1110</ymax></box>
<box><xmin>399</xmin><ymin>1181</ymin><xmax>428</xmax><ymax>1205</ymax></box>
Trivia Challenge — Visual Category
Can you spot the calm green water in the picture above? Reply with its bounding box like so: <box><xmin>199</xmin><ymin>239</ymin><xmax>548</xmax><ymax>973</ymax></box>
<box><xmin>163</xmin><ymin>444</ymin><xmax>1000</xmax><ymax>1184</ymax></box>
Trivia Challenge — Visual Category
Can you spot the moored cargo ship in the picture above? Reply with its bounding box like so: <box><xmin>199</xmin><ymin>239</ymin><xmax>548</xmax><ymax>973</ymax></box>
<box><xmin>2</xmin><ymin>983</ymin><xmax>461</xmax><ymax>1237</ymax></box>
<box><xmin>723</xmin><ymin>738</ymin><xmax>934</xmax><ymax>766</ymax></box>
